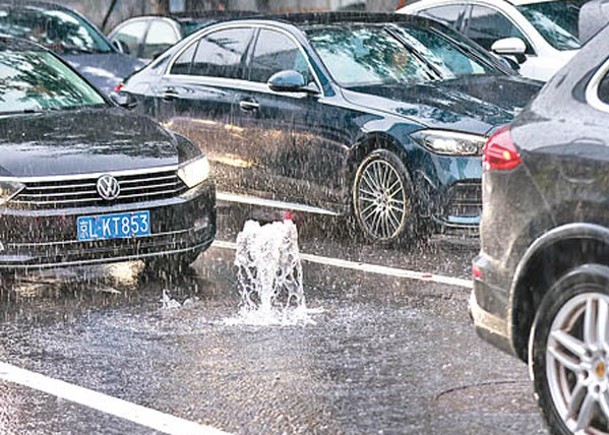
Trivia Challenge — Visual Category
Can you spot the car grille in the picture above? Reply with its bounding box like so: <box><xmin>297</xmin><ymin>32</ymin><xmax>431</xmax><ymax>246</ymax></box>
<box><xmin>445</xmin><ymin>181</ymin><xmax>482</xmax><ymax>217</ymax></box>
<box><xmin>11</xmin><ymin>170</ymin><xmax>188</xmax><ymax>209</ymax></box>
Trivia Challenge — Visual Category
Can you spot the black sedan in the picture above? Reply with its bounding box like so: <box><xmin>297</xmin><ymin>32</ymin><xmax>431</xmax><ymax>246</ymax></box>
<box><xmin>0</xmin><ymin>1</ymin><xmax>144</xmax><ymax>94</ymax></box>
<box><xmin>0</xmin><ymin>37</ymin><xmax>215</xmax><ymax>273</ymax></box>
<box><xmin>122</xmin><ymin>13</ymin><xmax>541</xmax><ymax>244</ymax></box>
<box><xmin>471</xmin><ymin>18</ymin><xmax>609</xmax><ymax>435</ymax></box>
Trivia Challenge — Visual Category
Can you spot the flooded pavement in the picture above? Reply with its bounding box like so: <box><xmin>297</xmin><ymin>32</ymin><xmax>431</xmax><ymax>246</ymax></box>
<box><xmin>0</xmin><ymin>206</ymin><xmax>547</xmax><ymax>434</ymax></box>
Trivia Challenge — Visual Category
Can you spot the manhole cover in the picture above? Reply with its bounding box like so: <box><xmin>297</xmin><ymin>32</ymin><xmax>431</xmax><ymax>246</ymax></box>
<box><xmin>435</xmin><ymin>381</ymin><xmax>537</xmax><ymax>414</ymax></box>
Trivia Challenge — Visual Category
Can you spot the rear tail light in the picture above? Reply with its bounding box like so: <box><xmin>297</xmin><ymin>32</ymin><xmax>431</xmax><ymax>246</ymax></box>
<box><xmin>114</xmin><ymin>82</ymin><xmax>124</xmax><ymax>92</ymax></box>
<box><xmin>482</xmin><ymin>125</ymin><xmax>521</xmax><ymax>171</ymax></box>
<box><xmin>472</xmin><ymin>262</ymin><xmax>482</xmax><ymax>280</ymax></box>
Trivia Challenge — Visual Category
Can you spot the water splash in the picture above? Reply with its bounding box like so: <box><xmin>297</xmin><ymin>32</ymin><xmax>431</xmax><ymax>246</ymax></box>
<box><xmin>227</xmin><ymin>219</ymin><xmax>316</xmax><ymax>326</ymax></box>
<box><xmin>160</xmin><ymin>289</ymin><xmax>181</xmax><ymax>309</ymax></box>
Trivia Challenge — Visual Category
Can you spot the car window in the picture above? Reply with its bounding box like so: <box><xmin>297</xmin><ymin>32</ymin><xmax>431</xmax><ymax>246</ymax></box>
<box><xmin>141</xmin><ymin>20</ymin><xmax>179</xmax><ymax>60</ymax></box>
<box><xmin>169</xmin><ymin>42</ymin><xmax>197</xmax><ymax>75</ymax></box>
<box><xmin>418</xmin><ymin>5</ymin><xmax>468</xmax><ymax>30</ymax></box>
<box><xmin>598</xmin><ymin>71</ymin><xmax>609</xmax><ymax>105</ymax></box>
<box><xmin>0</xmin><ymin>49</ymin><xmax>105</xmax><ymax>114</ymax></box>
<box><xmin>248</xmin><ymin>29</ymin><xmax>311</xmax><ymax>83</ymax></box>
<box><xmin>0</xmin><ymin>6</ymin><xmax>113</xmax><ymax>54</ymax></box>
<box><xmin>516</xmin><ymin>0</ymin><xmax>584</xmax><ymax>51</ymax></box>
<box><xmin>393</xmin><ymin>25</ymin><xmax>499</xmax><ymax>77</ymax></box>
<box><xmin>307</xmin><ymin>25</ymin><xmax>437</xmax><ymax>88</ymax></box>
<box><xmin>111</xmin><ymin>20</ymin><xmax>148</xmax><ymax>57</ymax></box>
<box><xmin>189</xmin><ymin>28</ymin><xmax>254</xmax><ymax>79</ymax></box>
<box><xmin>466</xmin><ymin>5</ymin><xmax>534</xmax><ymax>54</ymax></box>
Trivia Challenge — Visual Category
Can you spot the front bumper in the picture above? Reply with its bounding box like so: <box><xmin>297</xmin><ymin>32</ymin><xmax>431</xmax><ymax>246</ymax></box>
<box><xmin>0</xmin><ymin>181</ymin><xmax>216</xmax><ymax>269</ymax></box>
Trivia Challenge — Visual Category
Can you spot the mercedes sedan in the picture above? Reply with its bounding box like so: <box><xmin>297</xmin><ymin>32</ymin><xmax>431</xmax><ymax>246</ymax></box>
<box><xmin>122</xmin><ymin>13</ymin><xmax>541</xmax><ymax>245</ymax></box>
<box><xmin>0</xmin><ymin>37</ymin><xmax>216</xmax><ymax>273</ymax></box>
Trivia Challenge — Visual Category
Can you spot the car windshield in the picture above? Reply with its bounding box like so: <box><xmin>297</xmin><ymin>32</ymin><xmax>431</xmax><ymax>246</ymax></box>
<box><xmin>306</xmin><ymin>24</ymin><xmax>502</xmax><ymax>88</ymax></box>
<box><xmin>0</xmin><ymin>49</ymin><xmax>106</xmax><ymax>114</ymax></box>
<box><xmin>0</xmin><ymin>6</ymin><xmax>113</xmax><ymax>54</ymax></box>
<box><xmin>517</xmin><ymin>0</ymin><xmax>585</xmax><ymax>51</ymax></box>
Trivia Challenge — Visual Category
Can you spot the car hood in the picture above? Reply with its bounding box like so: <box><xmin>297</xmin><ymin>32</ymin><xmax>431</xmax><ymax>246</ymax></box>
<box><xmin>341</xmin><ymin>75</ymin><xmax>542</xmax><ymax>136</ymax></box>
<box><xmin>62</xmin><ymin>52</ymin><xmax>146</xmax><ymax>95</ymax></box>
<box><xmin>0</xmin><ymin>107</ymin><xmax>183</xmax><ymax>178</ymax></box>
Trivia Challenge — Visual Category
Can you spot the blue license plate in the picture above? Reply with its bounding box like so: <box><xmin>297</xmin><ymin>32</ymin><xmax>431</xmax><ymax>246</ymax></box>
<box><xmin>77</xmin><ymin>211</ymin><xmax>151</xmax><ymax>242</ymax></box>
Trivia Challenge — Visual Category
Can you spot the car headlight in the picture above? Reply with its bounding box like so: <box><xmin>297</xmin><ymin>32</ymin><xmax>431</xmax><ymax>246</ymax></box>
<box><xmin>0</xmin><ymin>180</ymin><xmax>24</xmax><ymax>206</ymax></box>
<box><xmin>411</xmin><ymin>130</ymin><xmax>486</xmax><ymax>156</ymax></box>
<box><xmin>177</xmin><ymin>156</ymin><xmax>210</xmax><ymax>188</ymax></box>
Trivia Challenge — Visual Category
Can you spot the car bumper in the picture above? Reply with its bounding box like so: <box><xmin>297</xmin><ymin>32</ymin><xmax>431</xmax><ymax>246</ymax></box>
<box><xmin>0</xmin><ymin>181</ymin><xmax>216</xmax><ymax>269</ymax></box>
<box><xmin>470</xmin><ymin>253</ymin><xmax>515</xmax><ymax>357</ymax></box>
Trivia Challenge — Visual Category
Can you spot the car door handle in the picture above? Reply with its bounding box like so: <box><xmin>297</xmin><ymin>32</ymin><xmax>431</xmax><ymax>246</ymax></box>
<box><xmin>162</xmin><ymin>87</ymin><xmax>179</xmax><ymax>102</ymax></box>
<box><xmin>239</xmin><ymin>99</ymin><xmax>260</xmax><ymax>112</ymax></box>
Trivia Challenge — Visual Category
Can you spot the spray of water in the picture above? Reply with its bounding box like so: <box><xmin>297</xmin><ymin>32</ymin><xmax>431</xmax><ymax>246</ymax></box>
<box><xmin>227</xmin><ymin>219</ymin><xmax>314</xmax><ymax>326</ymax></box>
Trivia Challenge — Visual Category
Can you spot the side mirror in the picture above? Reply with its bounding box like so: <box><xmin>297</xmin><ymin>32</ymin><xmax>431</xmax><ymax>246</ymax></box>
<box><xmin>267</xmin><ymin>70</ymin><xmax>320</xmax><ymax>95</ymax></box>
<box><xmin>112</xmin><ymin>40</ymin><xmax>130</xmax><ymax>55</ymax></box>
<box><xmin>110</xmin><ymin>91</ymin><xmax>138</xmax><ymax>109</ymax></box>
<box><xmin>491</xmin><ymin>37</ymin><xmax>527</xmax><ymax>64</ymax></box>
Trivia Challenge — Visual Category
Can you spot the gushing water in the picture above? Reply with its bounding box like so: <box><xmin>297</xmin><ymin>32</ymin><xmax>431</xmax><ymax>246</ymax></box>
<box><xmin>226</xmin><ymin>219</ymin><xmax>315</xmax><ymax>326</ymax></box>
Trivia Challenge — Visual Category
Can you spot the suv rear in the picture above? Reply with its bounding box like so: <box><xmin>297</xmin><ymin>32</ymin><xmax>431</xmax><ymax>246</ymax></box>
<box><xmin>471</xmin><ymin>24</ymin><xmax>609</xmax><ymax>435</ymax></box>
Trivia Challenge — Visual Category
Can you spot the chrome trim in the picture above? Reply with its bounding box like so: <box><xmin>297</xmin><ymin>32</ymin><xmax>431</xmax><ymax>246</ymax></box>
<box><xmin>0</xmin><ymin>164</ymin><xmax>179</xmax><ymax>184</ymax></box>
<box><xmin>8</xmin><ymin>227</ymin><xmax>194</xmax><ymax>249</ymax></box>
<box><xmin>0</xmin><ymin>238</ymin><xmax>214</xmax><ymax>270</ymax></box>
<box><xmin>216</xmin><ymin>192</ymin><xmax>340</xmax><ymax>216</ymax></box>
<box><xmin>14</xmin><ymin>188</ymin><xmax>185</xmax><ymax>206</ymax></box>
<box><xmin>164</xmin><ymin>22</ymin><xmax>326</xmax><ymax>98</ymax></box>
<box><xmin>585</xmin><ymin>57</ymin><xmax>609</xmax><ymax>114</ymax></box>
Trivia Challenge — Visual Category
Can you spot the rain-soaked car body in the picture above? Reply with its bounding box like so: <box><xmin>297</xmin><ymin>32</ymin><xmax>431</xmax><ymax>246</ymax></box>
<box><xmin>471</xmin><ymin>24</ymin><xmax>609</xmax><ymax>435</ymax></box>
<box><xmin>122</xmin><ymin>13</ymin><xmax>541</xmax><ymax>244</ymax></box>
<box><xmin>0</xmin><ymin>38</ymin><xmax>215</xmax><ymax>271</ymax></box>
<box><xmin>0</xmin><ymin>1</ymin><xmax>145</xmax><ymax>94</ymax></box>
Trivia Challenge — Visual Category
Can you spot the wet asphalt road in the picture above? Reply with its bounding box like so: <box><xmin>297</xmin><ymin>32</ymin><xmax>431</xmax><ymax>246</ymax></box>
<box><xmin>0</xmin><ymin>205</ymin><xmax>548</xmax><ymax>434</ymax></box>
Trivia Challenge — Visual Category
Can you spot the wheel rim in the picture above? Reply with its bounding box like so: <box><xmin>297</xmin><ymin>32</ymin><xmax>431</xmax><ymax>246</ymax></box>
<box><xmin>546</xmin><ymin>292</ymin><xmax>609</xmax><ymax>434</ymax></box>
<box><xmin>357</xmin><ymin>159</ymin><xmax>408</xmax><ymax>240</ymax></box>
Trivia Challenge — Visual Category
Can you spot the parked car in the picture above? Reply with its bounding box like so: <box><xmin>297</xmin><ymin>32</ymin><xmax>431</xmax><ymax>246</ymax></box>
<box><xmin>0</xmin><ymin>1</ymin><xmax>145</xmax><ymax>94</ymax></box>
<box><xmin>108</xmin><ymin>11</ymin><xmax>259</xmax><ymax>63</ymax></box>
<box><xmin>398</xmin><ymin>0</ymin><xmax>587</xmax><ymax>81</ymax></box>
<box><xmin>121</xmin><ymin>13</ymin><xmax>541</xmax><ymax>245</ymax></box>
<box><xmin>0</xmin><ymin>37</ymin><xmax>216</xmax><ymax>273</ymax></box>
<box><xmin>471</xmin><ymin>21</ymin><xmax>609</xmax><ymax>435</ymax></box>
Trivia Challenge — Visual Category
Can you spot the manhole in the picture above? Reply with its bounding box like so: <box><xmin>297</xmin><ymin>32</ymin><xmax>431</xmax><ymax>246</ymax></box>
<box><xmin>435</xmin><ymin>380</ymin><xmax>537</xmax><ymax>414</ymax></box>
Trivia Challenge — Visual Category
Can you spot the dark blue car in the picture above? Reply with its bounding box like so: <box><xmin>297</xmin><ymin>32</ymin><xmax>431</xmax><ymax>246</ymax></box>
<box><xmin>0</xmin><ymin>1</ymin><xmax>144</xmax><ymax>94</ymax></box>
<box><xmin>122</xmin><ymin>13</ymin><xmax>541</xmax><ymax>244</ymax></box>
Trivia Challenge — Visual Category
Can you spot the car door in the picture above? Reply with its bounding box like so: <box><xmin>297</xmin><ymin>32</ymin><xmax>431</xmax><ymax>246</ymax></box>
<box><xmin>234</xmin><ymin>27</ymin><xmax>348</xmax><ymax>210</ymax></box>
<box><xmin>463</xmin><ymin>5</ymin><xmax>538</xmax><ymax>77</ymax></box>
<box><xmin>153</xmin><ymin>26</ymin><xmax>256</xmax><ymax>194</ymax></box>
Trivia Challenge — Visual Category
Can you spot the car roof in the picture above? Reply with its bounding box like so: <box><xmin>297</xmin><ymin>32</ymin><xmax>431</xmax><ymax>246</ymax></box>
<box><xmin>0</xmin><ymin>1</ymin><xmax>74</xmax><ymax>11</ymax></box>
<box><xmin>211</xmin><ymin>12</ymin><xmax>434</xmax><ymax>30</ymax></box>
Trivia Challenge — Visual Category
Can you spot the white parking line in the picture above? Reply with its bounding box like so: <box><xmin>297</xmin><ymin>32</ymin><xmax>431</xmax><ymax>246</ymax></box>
<box><xmin>0</xmin><ymin>362</ymin><xmax>231</xmax><ymax>435</ymax></box>
<box><xmin>212</xmin><ymin>240</ymin><xmax>473</xmax><ymax>290</ymax></box>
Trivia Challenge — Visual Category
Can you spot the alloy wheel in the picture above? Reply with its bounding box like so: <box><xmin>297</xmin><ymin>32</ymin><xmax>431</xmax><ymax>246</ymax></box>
<box><xmin>546</xmin><ymin>292</ymin><xmax>609</xmax><ymax>434</ymax></box>
<box><xmin>356</xmin><ymin>158</ymin><xmax>408</xmax><ymax>241</ymax></box>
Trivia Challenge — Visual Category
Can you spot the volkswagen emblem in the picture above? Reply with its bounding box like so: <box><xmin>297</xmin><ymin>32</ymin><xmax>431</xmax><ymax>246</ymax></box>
<box><xmin>96</xmin><ymin>175</ymin><xmax>120</xmax><ymax>201</ymax></box>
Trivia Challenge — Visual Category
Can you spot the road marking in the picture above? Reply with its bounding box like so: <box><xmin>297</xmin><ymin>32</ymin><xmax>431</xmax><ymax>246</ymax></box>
<box><xmin>212</xmin><ymin>240</ymin><xmax>472</xmax><ymax>290</ymax></box>
<box><xmin>0</xmin><ymin>362</ymin><xmax>231</xmax><ymax>435</ymax></box>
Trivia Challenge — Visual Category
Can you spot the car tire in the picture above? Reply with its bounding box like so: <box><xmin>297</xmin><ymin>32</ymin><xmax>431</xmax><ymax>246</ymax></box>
<box><xmin>352</xmin><ymin>149</ymin><xmax>417</xmax><ymax>244</ymax></box>
<box><xmin>528</xmin><ymin>264</ymin><xmax>609</xmax><ymax>435</ymax></box>
<box><xmin>142</xmin><ymin>249</ymin><xmax>201</xmax><ymax>279</ymax></box>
